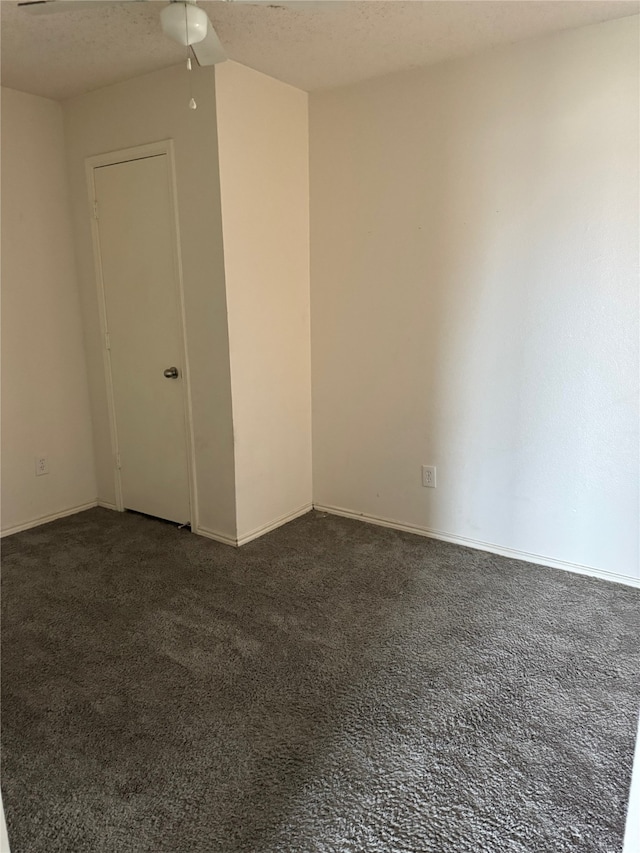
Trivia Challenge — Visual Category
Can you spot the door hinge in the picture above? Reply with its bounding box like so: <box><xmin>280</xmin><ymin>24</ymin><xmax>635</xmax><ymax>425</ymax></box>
<box><xmin>105</xmin><ymin>332</ymin><xmax>111</xmax><ymax>350</ymax></box>
<box><xmin>93</xmin><ymin>200</ymin><xmax>99</xmax><ymax>220</ymax></box>
<box><xmin>115</xmin><ymin>453</ymin><xmax>122</xmax><ymax>470</ymax></box>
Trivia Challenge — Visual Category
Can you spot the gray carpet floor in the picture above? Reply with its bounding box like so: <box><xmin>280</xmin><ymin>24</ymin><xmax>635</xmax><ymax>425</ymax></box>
<box><xmin>2</xmin><ymin>507</ymin><xmax>639</xmax><ymax>853</ymax></box>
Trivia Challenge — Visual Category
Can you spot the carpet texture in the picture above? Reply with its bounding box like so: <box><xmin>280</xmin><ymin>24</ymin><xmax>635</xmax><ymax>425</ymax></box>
<box><xmin>2</xmin><ymin>507</ymin><xmax>639</xmax><ymax>853</ymax></box>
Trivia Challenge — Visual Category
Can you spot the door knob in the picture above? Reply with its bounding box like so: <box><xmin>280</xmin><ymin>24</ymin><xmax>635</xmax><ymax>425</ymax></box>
<box><xmin>163</xmin><ymin>366</ymin><xmax>179</xmax><ymax>379</ymax></box>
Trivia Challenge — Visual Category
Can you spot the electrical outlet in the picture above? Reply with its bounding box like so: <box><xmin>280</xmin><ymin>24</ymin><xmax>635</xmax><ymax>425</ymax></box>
<box><xmin>422</xmin><ymin>465</ymin><xmax>436</xmax><ymax>488</ymax></box>
<box><xmin>35</xmin><ymin>456</ymin><xmax>49</xmax><ymax>476</ymax></box>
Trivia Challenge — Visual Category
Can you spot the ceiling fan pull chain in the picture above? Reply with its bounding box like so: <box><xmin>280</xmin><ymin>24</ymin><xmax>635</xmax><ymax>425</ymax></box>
<box><xmin>184</xmin><ymin>3</ymin><xmax>197</xmax><ymax>110</ymax></box>
<box><xmin>188</xmin><ymin>58</ymin><xmax>197</xmax><ymax>111</ymax></box>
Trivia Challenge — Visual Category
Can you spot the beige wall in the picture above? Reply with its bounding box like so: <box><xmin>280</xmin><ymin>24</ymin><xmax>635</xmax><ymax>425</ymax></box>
<box><xmin>310</xmin><ymin>17</ymin><xmax>640</xmax><ymax>580</ymax></box>
<box><xmin>216</xmin><ymin>62</ymin><xmax>312</xmax><ymax>543</ymax></box>
<box><xmin>63</xmin><ymin>64</ymin><xmax>237</xmax><ymax>540</ymax></box>
<box><xmin>1</xmin><ymin>88</ymin><xmax>97</xmax><ymax>534</ymax></box>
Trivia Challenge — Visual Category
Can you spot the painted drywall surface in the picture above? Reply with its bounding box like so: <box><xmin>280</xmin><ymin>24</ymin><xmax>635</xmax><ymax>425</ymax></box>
<box><xmin>310</xmin><ymin>17</ymin><xmax>639</xmax><ymax>578</ymax></box>
<box><xmin>1</xmin><ymin>88</ymin><xmax>97</xmax><ymax>533</ymax></box>
<box><xmin>215</xmin><ymin>62</ymin><xmax>312</xmax><ymax>540</ymax></box>
<box><xmin>63</xmin><ymin>64</ymin><xmax>236</xmax><ymax>539</ymax></box>
<box><xmin>0</xmin><ymin>793</ymin><xmax>9</xmax><ymax>853</ymax></box>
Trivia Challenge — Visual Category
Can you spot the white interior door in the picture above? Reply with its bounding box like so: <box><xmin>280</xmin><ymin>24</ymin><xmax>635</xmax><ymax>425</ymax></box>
<box><xmin>94</xmin><ymin>154</ymin><xmax>191</xmax><ymax>524</ymax></box>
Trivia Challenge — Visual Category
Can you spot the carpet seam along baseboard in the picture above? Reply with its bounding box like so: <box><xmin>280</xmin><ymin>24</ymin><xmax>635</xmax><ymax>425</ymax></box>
<box><xmin>313</xmin><ymin>503</ymin><xmax>640</xmax><ymax>589</ymax></box>
<box><xmin>2</xmin><ymin>500</ymin><xmax>637</xmax><ymax>589</ymax></box>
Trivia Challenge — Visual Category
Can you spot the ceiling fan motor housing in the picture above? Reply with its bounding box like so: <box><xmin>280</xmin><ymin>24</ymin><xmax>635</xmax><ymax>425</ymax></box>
<box><xmin>161</xmin><ymin>1</ymin><xmax>208</xmax><ymax>47</ymax></box>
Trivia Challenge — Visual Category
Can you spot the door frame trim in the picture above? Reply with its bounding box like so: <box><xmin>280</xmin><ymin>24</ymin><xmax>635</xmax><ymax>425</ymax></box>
<box><xmin>85</xmin><ymin>140</ymin><xmax>199</xmax><ymax>530</ymax></box>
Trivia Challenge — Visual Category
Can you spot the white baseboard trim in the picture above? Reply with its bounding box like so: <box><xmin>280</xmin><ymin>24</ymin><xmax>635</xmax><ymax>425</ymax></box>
<box><xmin>0</xmin><ymin>501</ymin><xmax>99</xmax><ymax>538</ymax></box>
<box><xmin>195</xmin><ymin>503</ymin><xmax>313</xmax><ymax>549</ymax></box>
<box><xmin>194</xmin><ymin>525</ymin><xmax>238</xmax><ymax>548</ymax></box>
<box><xmin>237</xmin><ymin>503</ymin><xmax>313</xmax><ymax>547</ymax></box>
<box><xmin>314</xmin><ymin>504</ymin><xmax>640</xmax><ymax>589</ymax></box>
<box><xmin>97</xmin><ymin>500</ymin><xmax>119</xmax><ymax>511</ymax></box>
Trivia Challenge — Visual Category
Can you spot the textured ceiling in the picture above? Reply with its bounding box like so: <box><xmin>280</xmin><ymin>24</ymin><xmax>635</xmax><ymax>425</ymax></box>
<box><xmin>1</xmin><ymin>0</ymin><xmax>638</xmax><ymax>100</ymax></box>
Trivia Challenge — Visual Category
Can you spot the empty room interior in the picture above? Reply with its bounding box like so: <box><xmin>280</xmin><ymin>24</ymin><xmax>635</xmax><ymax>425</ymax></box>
<box><xmin>1</xmin><ymin>0</ymin><xmax>639</xmax><ymax>850</ymax></box>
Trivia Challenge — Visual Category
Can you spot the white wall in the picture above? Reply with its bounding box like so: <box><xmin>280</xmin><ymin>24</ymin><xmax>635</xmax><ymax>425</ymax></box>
<box><xmin>624</xmin><ymin>713</ymin><xmax>640</xmax><ymax>853</ymax></box>
<box><xmin>0</xmin><ymin>794</ymin><xmax>9</xmax><ymax>853</ymax></box>
<box><xmin>310</xmin><ymin>17</ymin><xmax>639</xmax><ymax>580</ymax></box>
<box><xmin>63</xmin><ymin>65</ymin><xmax>237</xmax><ymax>540</ymax></box>
<box><xmin>216</xmin><ymin>62</ymin><xmax>312</xmax><ymax>543</ymax></box>
<box><xmin>1</xmin><ymin>88</ymin><xmax>96</xmax><ymax>534</ymax></box>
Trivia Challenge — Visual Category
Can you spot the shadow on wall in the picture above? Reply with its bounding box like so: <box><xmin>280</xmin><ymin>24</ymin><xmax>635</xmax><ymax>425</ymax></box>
<box><xmin>424</xmin><ymin>45</ymin><xmax>638</xmax><ymax>568</ymax></box>
<box><xmin>312</xmin><ymin>19</ymin><xmax>639</xmax><ymax>576</ymax></box>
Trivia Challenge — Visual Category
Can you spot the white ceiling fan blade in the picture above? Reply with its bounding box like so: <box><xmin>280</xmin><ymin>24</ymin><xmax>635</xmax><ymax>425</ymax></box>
<box><xmin>191</xmin><ymin>21</ymin><xmax>227</xmax><ymax>67</ymax></box>
<box><xmin>18</xmin><ymin>0</ymin><xmax>148</xmax><ymax>13</ymax></box>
